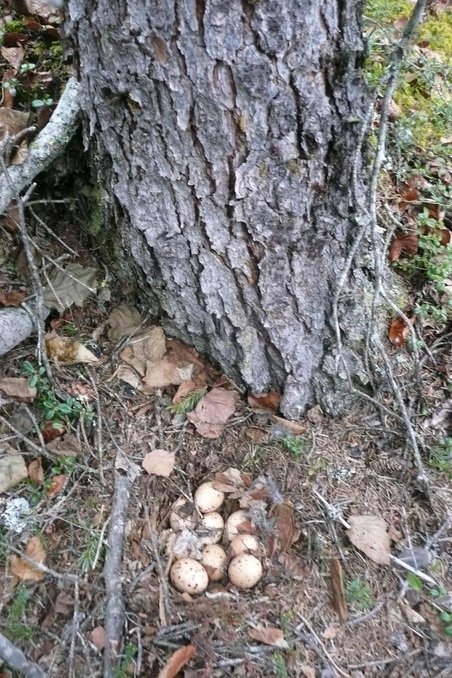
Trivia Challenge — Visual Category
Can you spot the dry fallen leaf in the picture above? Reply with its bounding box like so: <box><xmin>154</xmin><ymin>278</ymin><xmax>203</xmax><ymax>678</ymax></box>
<box><xmin>157</xmin><ymin>644</ymin><xmax>196</xmax><ymax>678</ymax></box>
<box><xmin>273</xmin><ymin>502</ymin><xmax>296</xmax><ymax>552</ymax></box>
<box><xmin>46</xmin><ymin>334</ymin><xmax>98</xmax><ymax>364</ymax></box>
<box><xmin>141</xmin><ymin>358</ymin><xmax>184</xmax><ymax>392</ymax></box>
<box><xmin>10</xmin><ymin>536</ymin><xmax>46</xmax><ymax>581</ymax></box>
<box><xmin>322</xmin><ymin>625</ymin><xmax>338</xmax><ymax>640</ymax></box>
<box><xmin>388</xmin><ymin>315</ymin><xmax>416</xmax><ymax>347</ymax></box>
<box><xmin>248</xmin><ymin>391</ymin><xmax>281</xmax><ymax>413</ymax></box>
<box><xmin>0</xmin><ymin>108</ymin><xmax>30</xmax><ymax>139</ymax></box>
<box><xmin>399</xmin><ymin>600</ymin><xmax>426</xmax><ymax>624</ymax></box>
<box><xmin>248</xmin><ymin>626</ymin><xmax>289</xmax><ymax>649</ymax></box>
<box><xmin>347</xmin><ymin>515</ymin><xmax>390</xmax><ymax>566</ymax></box>
<box><xmin>1</xmin><ymin>46</ymin><xmax>24</xmax><ymax>70</ymax></box>
<box><xmin>119</xmin><ymin>327</ymin><xmax>166</xmax><ymax>376</ymax></box>
<box><xmin>0</xmin><ymin>290</ymin><xmax>26</xmax><ymax>306</ymax></box>
<box><xmin>88</xmin><ymin>626</ymin><xmax>107</xmax><ymax>651</ymax></box>
<box><xmin>0</xmin><ymin>377</ymin><xmax>36</xmax><ymax>402</ymax></box>
<box><xmin>187</xmin><ymin>388</ymin><xmax>236</xmax><ymax>439</ymax></box>
<box><xmin>107</xmin><ymin>304</ymin><xmax>144</xmax><ymax>342</ymax></box>
<box><xmin>270</xmin><ymin>416</ymin><xmax>307</xmax><ymax>435</ymax></box>
<box><xmin>46</xmin><ymin>474</ymin><xmax>66</xmax><ymax>495</ymax></box>
<box><xmin>142</xmin><ymin>449</ymin><xmax>176</xmax><ymax>477</ymax></box>
<box><xmin>27</xmin><ymin>458</ymin><xmax>44</xmax><ymax>485</ymax></box>
<box><xmin>330</xmin><ymin>558</ymin><xmax>348</xmax><ymax>623</ymax></box>
<box><xmin>42</xmin><ymin>264</ymin><xmax>98</xmax><ymax>313</ymax></box>
<box><xmin>115</xmin><ymin>365</ymin><xmax>142</xmax><ymax>389</ymax></box>
<box><xmin>389</xmin><ymin>231</ymin><xmax>418</xmax><ymax>261</ymax></box>
<box><xmin>25</xmin><ymin>0</ymin><xmax>61</xmax><ymax>21</ymax></box>
<box><xmin>172</xmin><ymin>380</ymin><xmax>197</xmax><ymax>404</ymax></box>
<box><xmin>0</xmin><ymin>449</ymin><xmax>28</xmax><ymax>493</ymax></box>
<box><xmin>46</xmin><ymin>433</ymin><xmax>82</xmax><ymax>457</ymax></box>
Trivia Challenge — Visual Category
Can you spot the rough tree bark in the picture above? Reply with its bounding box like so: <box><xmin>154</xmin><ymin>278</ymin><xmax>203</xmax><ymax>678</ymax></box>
<box><xmin>66</xmin><ymin>0</ymin><xmax>372</xmax><ymax>419</ymax></box>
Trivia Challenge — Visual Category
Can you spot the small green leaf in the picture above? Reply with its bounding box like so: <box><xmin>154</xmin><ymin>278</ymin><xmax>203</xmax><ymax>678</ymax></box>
<box><xmin>444</xmin><ymin>626</ymin><xmax>452</xmax><ymax>636</ymax></box>
<box><xmin>29</xmin><ymin>375</ymin><xmax>38</xmax><ymax>388</ymax></box>
<box><xmin>439</xmin><ymin>611</ymin><xmax>452</xmax><ymax>623</ymax></box>
<box><xmin>407</xmin><ymin>573</ymin><xmax>423</xmax><ymax>592</ymax></box>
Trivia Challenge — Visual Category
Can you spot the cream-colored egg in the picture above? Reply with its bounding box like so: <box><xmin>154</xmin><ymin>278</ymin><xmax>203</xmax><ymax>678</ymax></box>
<box><xmin>169</xmin><ymin>498</ymin><xmax>198</xmax><ymax>531</ymax></box>
<box><xmin>229</xmin><ymin>534</ymin><xmax>261</xmax><ymax>558</ymax></box>
<box><xmin>170</xmin><ymin>557</ymin><xmax>209</xmax><ymax>594</ymax></box>
<box><xmin>201</xmin><ymin>544</ymin><xmax>227</xmax><ymax>582</ymax></box>
<box><xmin>225</xmin><ymin>510</ymin><xmax>252</xmax><ymax>541</ymax></box>
<box><xmin>228</xmin><ymin>554</ymin><xmax>263</xmax><ymax>589</ymax></box>
<box><xmin>194</xmin><ymin>482</ymin><xmax>225</xmax><ymax>513</ymax></box>
<box><xmin>197</xmin><ymin>512</ymin><xmax>224</xmax><ymax>545</ymax></box>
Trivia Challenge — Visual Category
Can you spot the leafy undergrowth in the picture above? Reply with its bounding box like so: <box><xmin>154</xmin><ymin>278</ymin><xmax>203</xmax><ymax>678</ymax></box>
<box><xmin>0</xmin><ymin>1</ymin><xmax>452</xmax><ymax>678</ymax></box>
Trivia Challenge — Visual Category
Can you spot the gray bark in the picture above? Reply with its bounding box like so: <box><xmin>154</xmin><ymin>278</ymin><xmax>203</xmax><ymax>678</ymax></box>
<box><xmin>65</xmin><ymin>0</ymin><xmax>370</xmax><ymax>418</ymax></box>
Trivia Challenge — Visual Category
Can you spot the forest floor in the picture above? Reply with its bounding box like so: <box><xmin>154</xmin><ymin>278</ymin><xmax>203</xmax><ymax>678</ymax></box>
<box><xmin>1</xmin><ymin>1</ymin><xmax>452</xmax><ymax>678</ymax></box>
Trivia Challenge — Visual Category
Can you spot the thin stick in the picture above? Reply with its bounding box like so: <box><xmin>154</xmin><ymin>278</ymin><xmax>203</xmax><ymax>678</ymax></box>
<box><xmin>103</xmin><ymin>469</ymin><xmax>133</xmax><ymax>677</ymax></box>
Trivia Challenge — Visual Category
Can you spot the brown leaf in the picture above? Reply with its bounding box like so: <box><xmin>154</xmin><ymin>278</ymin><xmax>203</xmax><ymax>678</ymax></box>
<box><xmin>141</xmin><ymin>358</ymin><xmax>183</xmax><ymax>391</ymax></box>
<box><xmin>0</xmin><ymin>290</ymin><xmax>26</xmax><ymax>306</ymax></box>
<box><xmin>273</xmin><ymin>502</ymin><xmax>296</xmax><ymax>553</ymax></box>
<box><xmin>248</xmin><ymin>391</ymin><xmax>281</xmax><ymax>413</ymax></box>
<box><xmin>106</xmin><ymin>304</ymin><xmax>144</xmax><ymax>342</ymax></box>
<box><xmin>277</xmin><ymin>552</ymin><xmax>307</xmax><ymax>580</ymax></box>
<box><xmin>330</xmin><ymin>558</ymin><xmax>348</xmax><ymax>623</ymax></box>
<box><xmin>88</xmin><ymin>626</ymin><xmax>107</xmax><ymax>651</ymax></box>
<box><xmin>42</xmin><ymin>264</ymin><xmax>98</xmax><ymax>313</ymax></box>
<box><xmin>142</xmin><ymin>449</ymin><xmax>175</xmax><ymax>477</ymax></box>
<box><xmin>157</xmin><ymin>645</ymin><xmax>196</xmax><ymax>678</ymax></box>
<box><xmin>322</xmin><ymin>626</ymin><xmax>338</xmax><ymax>640</ymax></box>
<box><xmin>46</xmin><ymin>334</ymin><xmax>98</xmax><ymax>364</ymax></box>
<box><xmin>388</xmin><ymin>316</ymin><xmax>416</xmax><ymax>347</ymax></box>
<box><xmin>24</xmin><ymin>0</ymin><xmax>61</xmax><ymax>22</ymax></box>
<box><xmin>46</xmin><ymin>475</ymin><xmax>66</xmax><ymax>496</ymax></box>
<box><xmin>187</xmin><ymin>388</ymin><xmax>236</xmax><ymax>439</ymax></box>
<box><xmin>389</xmin><ymin>232</ymin><xmax>418</xmax><ymax>261</ymax></box>
<box><xmin>0</xmin><ymin>108</ymin><xmax>30</xmax><ymax>138</ymax></box>
<box><xmin>1</xmin><ymin>46</ymin><xmax>24</xmax><ymax>70</ymax></box>
<box><xmin>10</xmin><ymin>536</ymin><xmax>46</xmax><ymax>581</ymax></box>
<box><xmin>119</xmin><ymin>327</ymin><xmax>166</xmax><ymax>376</ymax></box>
<box><xmin>172</xmin><ymin>380</ymin><xmax>197</xmax><ymax>404</ymax></box>
<box><xmin>46</xmin><ymin>433</ymin><xmax>81</xmax><ymax>457</ymax></box>
<box><xmin>248</xmin><ymin>627</ymin><xmax>289</xmax><ymax>649</ymax></box>
<box><xmin>41</xmin><ymin>421</ymin><xmax>65</xmax><ymax>443</ymax></box>
<box><xmin>0</xmin><ymin>449</ymin><xmax>28</xmax><ymax>492</ymax></box>
<box><xmin>270</xmin><ymin>416</ymin><xmax>307</xmax><ymax>435</ymax></box>
<box><xmin>0</xmin><ymin>377</ymin><xmax>36</xmax><ymax>402</ymax></box>
<box><xmin>346</xmin><ymin>515</ymin><xmax>390</xmax><ymax>565</ymax></box>
<box><xmin>54</xmin><ymin>591</ymin><xmax>73</xmax><ymax>616</ymax></box>
<box><xmin>28</xmin><ymin>458</ymin><xmax>44</xmax><ymax>484</ymax></box>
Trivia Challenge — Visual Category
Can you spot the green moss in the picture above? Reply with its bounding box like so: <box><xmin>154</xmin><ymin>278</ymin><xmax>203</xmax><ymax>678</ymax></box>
<box><xmin>418</xmin><ymin>11</ymin><xmax>452</xmax><ymax>58</ymax></box>
<box><xmin>364</xmin><ymin>0</ymin><xmax>413</xmax><ymax>24</ymax></box>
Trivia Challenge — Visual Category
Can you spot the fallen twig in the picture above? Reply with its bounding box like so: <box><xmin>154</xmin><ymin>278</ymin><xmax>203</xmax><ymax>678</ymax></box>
<box><xmin>0</xmin><ymin>78</ymin><xmax>81</xmax><ymax>215</ymax></box>
<box><xmin>0</xmin><ymin>632</ymin><xmax>48</xmax><ymax>678</ymax></box>
<box><xmin>103</xmin><ymin>453</ymin><xmax>139</xmax><ymax>677</ymax></box>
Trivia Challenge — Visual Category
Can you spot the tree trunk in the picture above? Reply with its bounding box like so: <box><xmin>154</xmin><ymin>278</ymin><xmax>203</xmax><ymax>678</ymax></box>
<box><xmin>66</xmin><ymin>0</ymin><xmax>371</xmax><ymax>419</ymax></box>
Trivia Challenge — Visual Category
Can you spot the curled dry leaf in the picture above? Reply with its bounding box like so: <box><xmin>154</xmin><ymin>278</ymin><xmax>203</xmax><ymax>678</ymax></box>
<box><xmin>46</xmin><ymin>474</ymin><xmax>66</xmax><ymax>496</ymax></box>
<box><xmin>142</xmin><ymin>449</ymin><xmax>176</xmax><ymax>477</ymax></box>
<box><xmin>346</xmin><ymin>515</ymin><xmax>390</xmax><ymax>566</ymax></box>
<box><xmin>46</xmin><ymin>334</ymin><xmax>98</xmax><ymax>364</ymax></box>
<box><xmin>1</xmin><ymin>46</ymin><xmax>24</xmax><ymax>70</ymax></box>
<box><xmin>248</xmin><ymin>626</ymin><xmax>289</xmax><ymax>649</ymax></box>
<box><xmin>88</xmin><ymin>626</ymin><xmax>107</xmax><ymax>651</ymax></box>
<box><xmin>0</xmin><ymin>377</ymin><xmax>36</xmax><ymax>402</ymax></box>
<box><xmin>141</xmin><ymin>358</ymin><xmax>185</xmax><ymax>391</ymax></box>
<box><xmin>157</xmin><ymin>644</ymin><xmax>196</xmax><ymax>678</ymax></box>
<box><xmin>10</xmin><ymin>536</ymin><xmax>46</xmax><ymax>581</ymax></box>
<box><xmin>248</xmin><ymin>391</ymin><xmax>281</xmax><ymax>413</ymax></box>
<box><xmin>27</xmin><ymin>458</ymin><xmax>44</xmax><ymax>485</ymax></box>
<box><xmin>270</xmin><ymin>415</ymin><xmax>307</xmax><ymax>436</ymax></box>
<box><xmin>273</xmin><ymin>502</ymin><xmax>296</xmax><ymax>553</ymax></box>
<box><xmin>388</xmin><ymin>315</ymin><xmax>416</xmax><ymax>347</ymax></box>
<box><xmin>389</xmin><ymin>231</ymin><xmax>418</xmax><ymax>261</ymax></box>
<box><xmin>0</xmin><ymin>108</ymin><xmax>30</xmax><ymax>139</ymax></box>
<box><xmin>330</xmin><ymin>558</ymin><xmax>348</xmax><ymax>623</ymax></box>
<box><xmin>187</xmin><ymin>388</ymin><xmax>236</xmax><ymax>439</ymax></box>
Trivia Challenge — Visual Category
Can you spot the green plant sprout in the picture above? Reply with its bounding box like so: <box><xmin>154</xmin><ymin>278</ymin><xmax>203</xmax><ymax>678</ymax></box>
<box><xmin>168</xmin><ymin>386</ymin><xmax>207</xmax><ymax>414</ymax></box>
<box><xmin>428</xmin><ymin>438</ymin><xmax>452</xmax><ymax>477</ymax></box>
<box><xmin>346</xmin><ymin>578</ymin><xmax>374</xmax><ymax>611</ymax></box>
<box><xmin>22</xmin><ymin>360</ymin><xmax>95</xmax><ymax>428</ymax></box>
<box><xmin>282</xmin><ymin>435</ymin><xmax>305</xmax><ymax>458</ymax></box>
